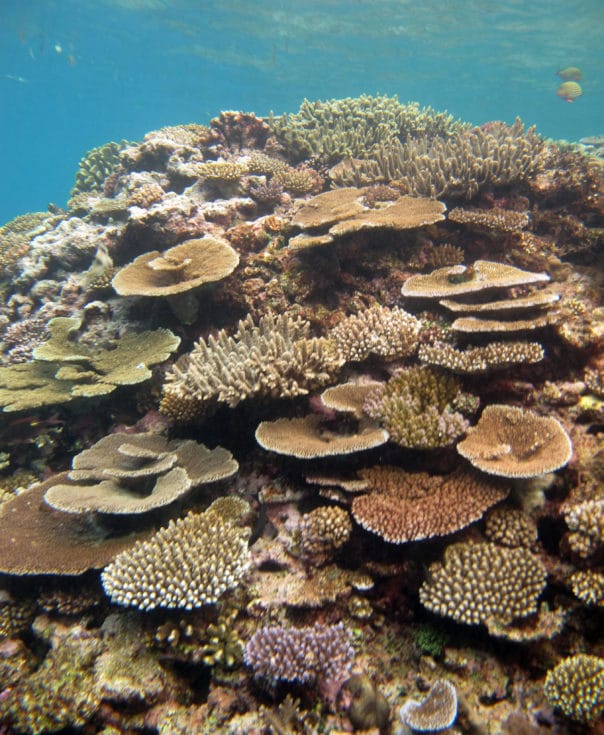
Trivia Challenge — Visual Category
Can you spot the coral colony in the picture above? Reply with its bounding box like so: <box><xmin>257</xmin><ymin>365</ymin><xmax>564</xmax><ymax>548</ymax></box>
<box><xmin>0</xmin><ymin>95</ymin><xmax>602</xmax><ymax>733</ymax></box>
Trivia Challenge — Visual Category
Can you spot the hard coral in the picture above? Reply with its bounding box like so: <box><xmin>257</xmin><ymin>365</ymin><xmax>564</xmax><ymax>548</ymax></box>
<box><xmin>543</xmin><ymin>654</ymin><xmax>604</xmax><ymax>723</ymax></box>
<box><xmin>363</xmin><ymin>366</ymin><xmax>475</xmax><ymax>449</ymax></box>
<box><xmin>101</xmin><ymin>507</ymin><xmax>251</xmax><ymax>610</ymax></box>
<box><xmin>419</xmin><ymin>541</ymin><xmax>547</xmax><ymax>628</ymax></box>
<box><xmin>244</xmin><ymin>623</ymin><xmax>354</xmax><ymax>703</ymax></box>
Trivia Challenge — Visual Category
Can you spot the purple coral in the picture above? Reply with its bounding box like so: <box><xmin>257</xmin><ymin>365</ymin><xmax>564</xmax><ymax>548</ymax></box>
<box><xmin>244</xmin><ymin>623</ymin><xmax>354</xmax><ymax>702</ymax></box>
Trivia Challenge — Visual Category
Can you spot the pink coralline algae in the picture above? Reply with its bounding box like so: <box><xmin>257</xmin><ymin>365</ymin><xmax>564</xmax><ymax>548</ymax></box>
<box><xmin>244</xmin><ymin>623</ymin><xmax>355</xmax><ymax>703</ymax></box>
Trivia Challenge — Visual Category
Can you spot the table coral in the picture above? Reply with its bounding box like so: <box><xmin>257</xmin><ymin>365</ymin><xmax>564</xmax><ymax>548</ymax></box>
<box><xmin>0</xmin><ymin>316</ymin><xmax>180</xmax><ymax>412</ymax></box>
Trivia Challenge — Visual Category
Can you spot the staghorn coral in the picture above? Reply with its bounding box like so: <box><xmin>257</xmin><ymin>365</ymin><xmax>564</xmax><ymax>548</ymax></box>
<box><xmin>399</xmin><ymin>679</ymin><xmax>458</xmax><ymax>732</ymax></box>
<box><xmin>569</xmin><ymin>570</ymin><xmax>604</xmax><ymax>607</ymax></box>
<box><xmin>0</xmin><ymin>316</ymin><xmax>180</xmax><ymax>412</ymax></box>
<box><xmin>298</xmin><ymin>505</ymin><xmax>352</xmax><ymax>565</ymax></box>
<box><xmin>484</xmin><ymin>507</ymin><xmax>538</xmax><ymax>548</ymax></box>
<box><xmin>457</xmin><ymin>404</ymin><xmax>573</xmax><ymax>478</ymax></box>
<box><xmin>448</xmin><ymin>206</ymin><xmax>529</xmax><ymax>232</ymax></box>
<box><xmin>331</xmin><ymin>119</ymin><xmax>551</xmax><ymax>198</ymax></box>
<box><xmin>352</xmin><ymin>467</ymin><xmax>508</xmax><ymax>543</ymax></box>
<box><xmin>268</xmin><ymin>94</ymin><xmax>464</xmax><ymax>163</ymax></box>
<box><xmin>331</xmin><ymin>305</ymin><xmax>421</xmax><ymax>362</ymax></box>
<box><xmin>43</xmin><ymin>432</ymin><xmax>238</xmax><ymax>515</ymax></box>
<box><xmin>160</xmin><ymin>312</ymin><xmax>343</xmax><ymax>419</ymax></box>
<box><xmin>543</xmin><ymin>654</ymin><xmax>604</xmax><ymax>723</ymax></box>
<box><xmin>419</xmin><ymin>541</ymin><xmax>547</xmax><ymax>628</ymax></box>
<box><xmin>101</xmin><ymin>507</ymin><xmax>251</xmax><ymax>610</ymax></box>
<box><xmin>419</xmin><ymin>340</ymin><xmax>544</xmax><ymax>373</ymax></box>
<box><xmin>363</xmin><ymin>366</ymin><xmax>475</xmax><ymax>449</ymax></box>
<box><xmin>244</xmin><ymin>623</ymin><xmax>354</xmax><ymax>701</ymax></box>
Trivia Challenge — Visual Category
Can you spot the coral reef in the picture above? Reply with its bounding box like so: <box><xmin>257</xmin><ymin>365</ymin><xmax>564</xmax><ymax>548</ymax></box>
<box><xmin>0</xmin><ymin>95</ymin><xmax>602</xmax><ymax>733</ymax></box>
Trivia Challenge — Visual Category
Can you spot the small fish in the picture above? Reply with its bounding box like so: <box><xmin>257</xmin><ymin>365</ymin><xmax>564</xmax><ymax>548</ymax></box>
<box><xmin>557</xmin><ymin>66</ymin><xmax>582</xmax><ymax>81</ymax></box>
<box><xmin>556</xmin><ymin>81</ymin><xmax>583</xmax><ymax>103</ymax></box>
<box><xmin>579</xmin><ymin>135</ymin><xmax>604</xmax><ymax>146</ymax></box>
<box><xmin>2</xmin><ymin>74</ymin><xmax>28</xmax><ymax>83</ymax></box>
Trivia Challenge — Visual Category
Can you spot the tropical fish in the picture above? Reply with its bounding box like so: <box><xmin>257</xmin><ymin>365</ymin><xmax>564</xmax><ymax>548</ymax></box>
<box><xmin>557</xmin><ymin>66</ymin><xmax>582</xmax><ymax>81</ymax></box>
<box><xmin>556</xmin><ymin>81</ymin><xmax>582</xmax><ymax>103</ymax></box>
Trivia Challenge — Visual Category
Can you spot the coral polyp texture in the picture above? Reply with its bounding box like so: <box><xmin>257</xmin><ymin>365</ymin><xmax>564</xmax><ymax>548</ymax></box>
<box><xmin>457</xmin><ymin>404</ymin><xmax>573</xmax><ymax>478</ymax></box>
<box><xmin>244</xmin><ymin>623</ymin><xmax>354</xmax><ymax>701</ymax></box>
<box><xmin>352</xmin><ymin>467</ymin><xmax>508</xmax><ymax>543</ymax></box>
<box><xmin>419</xmin><ymin>541</ymin><xmax>547</xmax><ymax>628</ymax></box>
<box><xmin>101</xmin><ymin>507</ymin><xmax>251</xmax><ymax>610</ymax></box>
<box><xmin>160</xmin><ymin>312</ymin><xmax>343</xmax><ymax>419</ymax></box>
<box><xmin>543</xmin><ymin>654</ymin><xmax>604</xmax><ymax>723</ymax></box>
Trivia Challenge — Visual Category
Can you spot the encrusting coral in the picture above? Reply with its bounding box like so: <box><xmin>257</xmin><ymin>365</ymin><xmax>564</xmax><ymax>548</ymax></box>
<box><xmin>419</xmin><ymin>541</ymin><xmax>547</xmax><ymax>629</ymax></box>
<box><xmin>543</xmin><ymin>654</ymin><xmax>604</xmax><ymax>723</ymax></box>
<box><xmin>0</xmin><ymin>316</ymin><xmax>179</xmax><ymax>412</ymax></box>
<box><xmin>457</xmin><ymin>404</ymin><xmax>573</xmax><ymax>478</ymax></box>
<box><xmin>101</xmin><ymin>505</ymin><xmax>251</xmax><ymax>610</ymax></box>
<box><xmin>160</xmin><ymin>312</ymin><xmax>343</xmax><ymax>420</ymax></box>
<box><xmin>363</xmin><ymin>366</ymin><xmax>476</xmax><ymax>449</ymax></box>
<box><xmin>43</xmin><ymin>432</ymin><xmax>238</xmax><ymax>514</ymax></box>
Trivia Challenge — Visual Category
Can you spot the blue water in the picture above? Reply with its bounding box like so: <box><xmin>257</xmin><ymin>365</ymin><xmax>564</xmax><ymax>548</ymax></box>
<box><xmin>1</xmin><ymin>0</ymin><xmax>602</xmax><ymax>224</ymax></box>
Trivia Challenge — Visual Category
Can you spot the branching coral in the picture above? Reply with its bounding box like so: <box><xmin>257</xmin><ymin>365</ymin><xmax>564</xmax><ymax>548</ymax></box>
<box><xmin>268</xmin><ymin>94</ymin><xmax>464</xmax><ymax>163</ymax></box>
<box><xmin>544</xmin><ymin>654</ymin><xmax>604</xmax><ymax>723</ymax></box>
<box><xmin>419</xmin><ymin>541</ymin><xmax>547</xmax><ymax>628</ymax></box>
<box><xmin>101</xmin><ymin>507</ymin><xmax>251</xmax><ymax>610</ymax></box>
<box><xmin>331</xmin><ymin>305</ymin><xmax>421</xmax><ymax>362</ymax></box>
<box><xmin>160</xmin><ymin>312</ymin><xmax>343</xmax><ymax>420</ymax></box>
<box><xmin>71</xmin><ymin>139</ymin><xmax>129</xmax><ymax>197</ymax></box>
<box><xmin>330</xmin><ymin>119</ymin><xmax>551</xmax><ymax>199</ymax></box>
<box><xmin>418</xmin><ymin>340</ymin><xmax>544</xmax><ymax>373</ymax></box>
<box><xmin>244</xmin><ymin>623</ymin><xmax>354</xmax><ymax>701</ymax></box>
<box><xmin>363</xmin><ymin>366</ymin><xmax>476</xmax><ymax>449</ymax></box>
